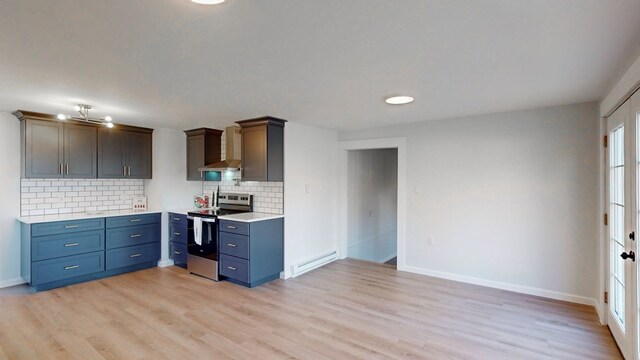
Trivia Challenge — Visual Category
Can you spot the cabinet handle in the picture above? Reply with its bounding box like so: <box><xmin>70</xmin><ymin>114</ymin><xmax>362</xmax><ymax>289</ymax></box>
<box><xmin>130</xmin><ymin>234</ymin><xmax>142</xmax><ymax>238</ymax></box>
<box><xmin>129</xmin><ymin>219</ymin><xmax>142</xmax><ymax>223</ymax></box>
<box><xmin>173</xmin><ymin>218</ymin><xmax>181</xmax><ymax>221</ymax></box>
<box><xmin>129</xmin><ymin>253</ymin><xmax>142</xmax><ymax>258</ymax></box>
<box><xmin>123</xmin><ymin>166</ymin><xmax>127</xmax><ymax>176</ymax></box>
<box><xmin>65</xmin><ymin>164</ymin><xmax>69</xmax><ymax>175</ymax></box>
<box><xmin>173</xmin><ymin>232</ymin><xmax>181</xmax><ymax>236</ymax></box>
<box><xmin>227</xmin><ymin>225</ymin><xmax>237</xmax><ymax>229</ymax></box>
<box><xmin>64</xmin><ymin>265</ymin><xmax>79</xmax><ymax>270</ymax></box>
<box><xmin>64</xmin><ymin>242</ymin><xmax>79</xmax><ymax>247</ymax></box>
<box><xmin>59</xmin><ymin>164</ymin><xmax>63</xmax><ymax>175</ymax></box>
<box><xmin>64</xmin><ymin>225</ymin><xmax>79</xmax><ymax>229</ymax></box>
<box><xmin>227</xmin><ymin>243</ymin><xmax>237</xmax><ymax>248</ymax></box>
<box><xmin>227</xmin><ymin>266</ymin><xmax>237</xmax><ymax>271</ymax></box>
<box><xmin>174</xmin><ymin>251</ymin><xmax>181</xmax><ymax>255</ymax></box>
<box><xmin>128</xmin><ymin>166</ymin><xmax>131</xmax><ymax>176</ymax></box>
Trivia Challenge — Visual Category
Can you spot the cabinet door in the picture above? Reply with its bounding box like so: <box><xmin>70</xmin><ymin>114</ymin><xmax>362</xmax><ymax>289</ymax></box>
<box><xmin>24</xmin><ymin>119</ymin><xmax>64</xmax><ymax>178</ymax></box>
<box><xmin>126</xmin><ymin>131</ymin><xmax>152</xmax><ymax>179</ymax></box>
<box><xmin>241</xmin><ymin>125</ymin><xmax>267</xmax><ymax>181</ymax></box>
<box><xmin>186</xmin><ymin>135</ymin><xmax>204</xmax><ymax>181</ymax></box>
<box><xmin>64</xmin><ymin>124</ymin><xmax>97</xmax><ymax>178</ymax></box>
<box><xmin>98</xmin><ymin>128</ymin><xmax>127</xmax><ymax>178</ymax></box>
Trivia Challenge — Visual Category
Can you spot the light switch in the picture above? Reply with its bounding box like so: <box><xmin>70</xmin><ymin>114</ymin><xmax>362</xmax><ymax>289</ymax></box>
<box><xmin>304</xmin><ymin>184</ymin><xmax>311</xmax><ymax>194</ymax></box>
<box><xmin>414</xmin><ymin>185</ymin><xmax>423</xmax><ymax>194</ymax></box>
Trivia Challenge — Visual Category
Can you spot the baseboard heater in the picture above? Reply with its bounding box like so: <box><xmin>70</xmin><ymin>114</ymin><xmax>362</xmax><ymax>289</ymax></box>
<box><xmin>291</xmin><ymin>251</ymin><xmax>338</xmax><ymax>277</ymax></box>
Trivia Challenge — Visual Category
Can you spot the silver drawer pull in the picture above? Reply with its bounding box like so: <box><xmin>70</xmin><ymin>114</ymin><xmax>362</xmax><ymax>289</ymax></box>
<box><xmin>130</xmin><ymin>234</ymin><xmax>142</xmax><ymax>238</ymax></box>
<box><xmin>227</xmin><ymin>266</ymin><xmax>237</xmax><ymax>271</ymax></box>
<box><xmin>129</xmin><ymin>253</ymin><xmax>142</xmax><ymax>258</ymax></box>
<box><xmin>129</xmin><ymin>219</ymin><xmax>142</xmax><ymax>223</ymax></box>
<box><xmin>227</xmin><ymin>225</ymin><xmax>237</xmax><ymax>229</ymax></box>
<box><xmin>64</xmin><ymin>265</ymin><xmax>79</xmax><ymax>270</ymax></box>
<box><xmin>227</xmin><ymin>243</ymin><xmax>237</xmax><ymax>248</ymax></box>
<box><xmin>173</xmin><ymin>232</ymin><xmax>181</xmax><ymax>236</ymax></box>
<box><xmin>174</xmin><ymin>251</ymin><xmax>181</xmax><ymax>255</ymax></box>
<box><xmin>64</xmin><ymin>243</ymin><xmax>80</xmax><ymax>247</ymax></box>
<box><xmin>173</xmin><ymin>218</ymin><xmax>181</xmax><ymax>221</ymax></box>
<box><xmin>64</xmin><ymin>225</ymin><xmax>79</xmax><ymax>229</ymax></box>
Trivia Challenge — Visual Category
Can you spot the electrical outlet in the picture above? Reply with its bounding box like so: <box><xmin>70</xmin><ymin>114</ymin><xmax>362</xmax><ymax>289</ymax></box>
<box><xmin>304</xmin><ymin>184</ymin><xmax>312</xmax><ymax>194</ymax></box>
<box><xmin>427</xmin><ymin>237</ymin><xmax>434</xmax><ymax>246</ymax></box>
<box><xmin>368</xmin><ymin>209</ymin><xmax>374</xmax><ymax>217</ymax></box>
<box><xmin>414</xmin><ymin>185</ymin><xmax>423</xmax><ymax>194</ymax></box>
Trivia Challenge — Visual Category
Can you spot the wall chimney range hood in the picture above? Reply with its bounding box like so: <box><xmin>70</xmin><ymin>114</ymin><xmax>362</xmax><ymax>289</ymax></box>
<box><xmin>198</xmin><ymin>126</ymin><xmax>242</xmax><ymax>172</ymax></box>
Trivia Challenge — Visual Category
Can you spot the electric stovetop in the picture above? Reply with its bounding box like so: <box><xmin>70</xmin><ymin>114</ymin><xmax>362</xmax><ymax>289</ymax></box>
<box><xmin>187</xmin><ymin>208</ymin><xmax>248</xmax><ymax>218</ymax></box>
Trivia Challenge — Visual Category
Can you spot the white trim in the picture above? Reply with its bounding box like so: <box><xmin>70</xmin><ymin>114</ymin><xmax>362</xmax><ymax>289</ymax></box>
<box><xmin>597</xmin><ymin>115</ymin><xmax>607</xmax><ymax>325</ymax></box>
<box><xmin>338</xmin><ymin>137</ymin><xmax>407</xmax><ymax>269</ymax></box>
<box><xmin>0</xmin><ymin>277</ymin><xmax>26</xmax><ymax>289</ymax></box>
<box><xmin>400</xmin><ymin>265</ymin><xmax>596</xmax><ymax>306</ymax></box>
<box><xmin>157</xmin><ymin>259</ymin><xmax>174</xmax><ymax>268</ymax></box>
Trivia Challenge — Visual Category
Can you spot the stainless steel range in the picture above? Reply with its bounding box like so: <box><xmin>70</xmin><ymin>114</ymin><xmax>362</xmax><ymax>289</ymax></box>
<box><xmin>187</xmin><ymin>193</ymin><xmax>252</xmax><ymax>281</ymax></box>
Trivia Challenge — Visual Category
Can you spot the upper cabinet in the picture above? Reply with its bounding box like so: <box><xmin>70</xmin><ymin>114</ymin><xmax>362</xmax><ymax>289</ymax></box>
<box><xmin>236</xmin><ymin>117</ymin><xmax>286</xmax><ymax>182</ymax></box>
<box><xmin>184</xmin><ymin>128</ymin><xmax>223</xmax><ymax>181</ymax></box>
<box><xmin>15</xmin><ymin>110</ymin><xmax>152</xmax><ymax>179</ymax></box>
<box><xmin>98</xmin><ymin>127</ymin><xmax>153</xmax><ymax>179</ymax></box>
<box><xmin>17</xmin><ymin>111</ymin><xmax>97</xmax><ymax>179</ymax></box>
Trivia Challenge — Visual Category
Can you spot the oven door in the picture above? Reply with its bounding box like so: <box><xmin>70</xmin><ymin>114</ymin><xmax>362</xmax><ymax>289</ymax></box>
<box><xmin>187</xmin><ymin>217</ymin><xmax>218</xmax><ymax>261</ymax></box>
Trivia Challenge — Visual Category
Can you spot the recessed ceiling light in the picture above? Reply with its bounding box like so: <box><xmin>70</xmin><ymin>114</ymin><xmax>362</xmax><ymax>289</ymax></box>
<box><xmin>191</xmin><ymin>0</ymin><xmax>225</xmax><ymax>4</ymax></box>
<box><xmin>385</xmin><ymin>96</ymin><xmax>414</xmax><ymax>105</ymax></box>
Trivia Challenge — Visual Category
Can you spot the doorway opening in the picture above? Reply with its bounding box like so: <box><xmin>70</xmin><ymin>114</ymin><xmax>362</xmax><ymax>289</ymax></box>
<box><xmin>346</xmin><ymin>148</ymin><xmax>398</xmax><ymax>267</ymax></box>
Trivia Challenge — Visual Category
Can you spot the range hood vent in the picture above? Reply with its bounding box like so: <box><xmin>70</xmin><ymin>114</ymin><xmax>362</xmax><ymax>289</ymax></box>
<box><xmin>198</xmin><ymin>126</ymin><xmax>242</xmax><ymax>172</ymax></box>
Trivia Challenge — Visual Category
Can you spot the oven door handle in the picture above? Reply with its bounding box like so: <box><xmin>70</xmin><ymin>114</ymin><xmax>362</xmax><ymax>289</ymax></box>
<box><xmin>187</xmin><ymin>216</ymin><xmax>216</xmax><ymax>223</ymax></box>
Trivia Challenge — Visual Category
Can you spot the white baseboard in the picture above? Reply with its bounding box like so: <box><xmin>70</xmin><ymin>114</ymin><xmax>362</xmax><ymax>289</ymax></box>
<box><xmin>399</xmin><ymin>265</ymin><xmax>596</xmax><ymax>307</ymax></box>
<box><xmin>595</xmin><ymin>300</ymin><xmax>606</xmax><ymax>325</ymax></box>
<box><xmin>0</xmin><ymin>277</ymin><xmax>26</xmax><ymax>289</ymax></box>
<box><xmin>157</xmin><ymin>259</ymin><xmax>174</xmax><ymax>268</ymax></box>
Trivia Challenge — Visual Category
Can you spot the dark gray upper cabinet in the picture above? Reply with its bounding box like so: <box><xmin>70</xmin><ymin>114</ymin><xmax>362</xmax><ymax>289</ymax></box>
<box><xmin>236</xmin><ymin>117</ymin><xmax>286</xmax><ymax>182</ymax></box>
<box><xmin>17</xmin><ymin>111</ymin><xmax>97</xmax><ymax>179</ymax></box>
<box><xmin>98</xmin><ymin>126</ymin><xmax>153</xmax><ymax>179</ymax></box>
<box><xmin>184</xmin><ymin>128</ymin><xmax>223</xmax><ymax>181</ymax></box>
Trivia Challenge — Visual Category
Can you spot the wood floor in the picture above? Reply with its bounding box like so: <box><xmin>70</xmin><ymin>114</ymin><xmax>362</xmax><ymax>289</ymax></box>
<box><xmin>0</xmin><ymin>259</ymin><xmax>621</xmax><ymax>360</ymax></box>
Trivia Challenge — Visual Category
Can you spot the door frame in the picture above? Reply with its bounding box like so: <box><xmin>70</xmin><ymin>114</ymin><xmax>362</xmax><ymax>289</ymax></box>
<box><xmin>337</xmin><ymin>137</ymin><xmax>406</xmax><ymax>268</ymax></box>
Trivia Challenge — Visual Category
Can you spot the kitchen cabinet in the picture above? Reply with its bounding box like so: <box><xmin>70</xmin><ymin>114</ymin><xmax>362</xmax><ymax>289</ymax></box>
<box><xmin>168</xmin><ymin>212</ymin><xmax>188</xmax><ymax>268</ymax></box>
<box><xmin>98</xmin><ymin>126</ymin><xmax>153</xmax><ymax>179</ymax></box>
<box><xmin>218</xmin><ymin>217</ymin><xmax>284</xmax><ymax>288</ymax></box>
<box><xmin>17</xmin><ymin>111</ymin><xmax>98</xmax><ymax>179</ymax></box>
<box><xmin>20</xmin><ymin>213</ymin><xmax>161</xmax><ymax>291</ymax></box>
<box><xmin>236</xmin><ymin>117</ymin><xmax>286</xmax><ymax>182</ymax></box>
<box><xmin>184</xmin><ymin>128</ymin><xmax>223</xmax><ymax>181</ymax></box>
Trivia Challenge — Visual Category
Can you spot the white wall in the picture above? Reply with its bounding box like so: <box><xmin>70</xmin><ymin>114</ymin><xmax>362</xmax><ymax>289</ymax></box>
<box><xmin>284</xmin><ymin>122</ymin><xmax>338</xmax><ymax>278</ymax></box>
<box><xmin>0</xmin><ymin>112</ymin><xmax>23</xmax><ymax>287</ymax></box>
<box><xmin>145</xmin><ymin>128</ymin><xmax>200</xmax><ymax>263</ymax></box>
<box><xmin>347</xmin><ymin>149</ymin><xmax>397</xmax><ymax>263</ymax></box>
<box><xmin>339</xmin><ymin>102</ymin><xmax>600</xmax><ymax>304</ymax></box>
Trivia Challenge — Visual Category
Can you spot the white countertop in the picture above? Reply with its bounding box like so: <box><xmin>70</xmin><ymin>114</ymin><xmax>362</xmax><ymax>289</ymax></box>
<box><xmin>217</xmin><ymin>212</ymin><xmax>284</xmax><ymax>223</ymax></box>
<box><xmin>17</xmin><ymin>209</ymin><xmax>163</xmax><ymax>224</ymax></box>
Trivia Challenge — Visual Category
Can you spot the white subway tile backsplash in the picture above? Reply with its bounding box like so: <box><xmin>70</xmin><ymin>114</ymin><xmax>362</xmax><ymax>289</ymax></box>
<box><xmin>20</xmin><ymin>178</ymin><xmax>146</xmax><ymax>217</ymax></box>
<box><xmin>202</xmin><ymin>178</ymin><xmax>284</xmax><ymax>215</ymax></box>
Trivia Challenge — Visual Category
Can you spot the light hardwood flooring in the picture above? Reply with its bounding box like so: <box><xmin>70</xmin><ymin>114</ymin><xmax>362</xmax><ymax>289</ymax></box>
<box><xmin>0</xmin><ymin>259</ymin><xmax>621</xmax><ymax>359</ymax></box>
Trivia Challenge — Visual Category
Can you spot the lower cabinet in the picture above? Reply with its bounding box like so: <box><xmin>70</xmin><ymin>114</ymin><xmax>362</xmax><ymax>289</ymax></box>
<box><xmin>168</xmin><ymin>212</ymin><xmax>188</xmax><ymax>268</ymax></box>
<box><xmin>21</xmin><ymin>213</ymin><xmax>161</xmax><ymax>291</ymax></box>
<box><xmin>218</xmin><ymin>217</ymin><xmax>284</xmax><ymax>288</ymax></box>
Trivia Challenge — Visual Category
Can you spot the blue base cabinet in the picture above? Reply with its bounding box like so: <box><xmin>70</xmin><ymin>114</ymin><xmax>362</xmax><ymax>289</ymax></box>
<box><xmin>168</xmin><ymin>212</ymin><xmax>188</xmax><ymax>268</ymax></box>
<box><xmin>21</xmin><ymin>213</ymin><xmax>161</xmax><ymax>291</ymax></box>
<box><xmin>218</xmin><ymin>217</ymin><xmax>284</xmax><ymax>288</ymax></box>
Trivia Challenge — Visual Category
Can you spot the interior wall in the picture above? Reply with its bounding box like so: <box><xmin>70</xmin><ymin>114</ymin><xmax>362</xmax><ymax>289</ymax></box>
<box><xmin>347</xmin><ymin>149</ymin><xmax>397</xmax><ymax>263</ymax></box>
<box><xmin>0</xmin><ymin>112</ymin><xmax>23</xmax><ymax>287</ymax></box>
<box><xmin>339</xmin><ymin>102</ymin><xmax>600</xmax><ymax>303</ymax></box>
<box><xmin>284</xmin><ymin>121</ymin><xmax>338</xmax><ymax>278</ymax></box>
<box><xmin>145</xmin><ymin>127</ymin><xmax>200</xmax><ymax>264</ymax></box>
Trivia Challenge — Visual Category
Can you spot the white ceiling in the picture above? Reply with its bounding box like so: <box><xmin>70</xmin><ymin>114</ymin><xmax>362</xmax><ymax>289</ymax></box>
<box><xmin>1</xmin><ymin>0</ymin><xmax>639</xmax><ymax>131</ymax></box>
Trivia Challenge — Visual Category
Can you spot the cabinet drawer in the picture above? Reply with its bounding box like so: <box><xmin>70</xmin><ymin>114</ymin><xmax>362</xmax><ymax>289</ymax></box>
<box><xmin>106</xmin><ymin>243</ymin><xmax>159</xmax><ymax>271</ymax></box>
<box><xmin>32</xmin><ymin>230</ymin><xmax>105</xmax><ymax>261</ymax></box>
<box><xmin>31</xmin><ymin>218</ymin><xmax>105</xmax><ymax>237</ymax></box>
<box><xmin>32</xmin><ymin>251</ymin><xmax>104</xmax><ymax>286</ymax></box>
<box><xmin>219</xmin><ymin>254</ymin><xmax>249</xmax><ymax>283</ymax></box>
<box><xmin>219</xmin><ymin>220</ymin><xmax>249</xmax><ymax>236</ymax></box>
<box><xmin>219</xmin><ymin>232</ymin><xmax>249</xmax><ymax>259</ymax></box>
<box><xmin>106</xmin><ymin>213</ymin><xmax>160</xmax><ymax>229</ymax></box>
<box><xmin>169</xmin><ymin>242</ymin><xmax>187</xmax><ymax>268</ymax></box>
<box><xmin>106</xmin><ymin>224</ymin><xmax>160</xmax><ymax>249</ymax></box>
<box><xmin>169</xmin><ymin>213</ymin><xmax>188</xmax><ymax>226</ymax></box>
<box><xmin>169</xmin><ymin>223</ymin><xmax>188</xmax><ymax>244</ymax></box>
